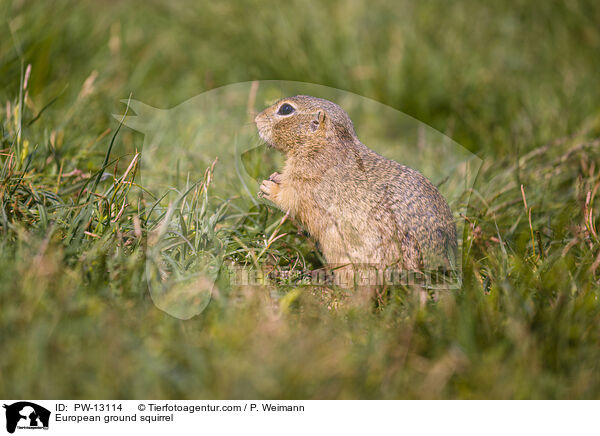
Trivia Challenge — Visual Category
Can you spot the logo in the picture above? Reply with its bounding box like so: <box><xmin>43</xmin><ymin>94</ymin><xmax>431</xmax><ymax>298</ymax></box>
<box><xmin>114</xmin><ymin>81</ymin><xmax>481</xmax><ymax>319</ymax></box>
<box><xmin>3</xmin><ymin>402</ymin><xmax>50</xmax><ymax>434</ymax></box>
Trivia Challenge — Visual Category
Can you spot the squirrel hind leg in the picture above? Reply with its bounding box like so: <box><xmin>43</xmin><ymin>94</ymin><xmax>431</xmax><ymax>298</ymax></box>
<box><xmin>398</xmin><ymin>231</ymin><xmax>423</xmax><ymax>271</ymax></box>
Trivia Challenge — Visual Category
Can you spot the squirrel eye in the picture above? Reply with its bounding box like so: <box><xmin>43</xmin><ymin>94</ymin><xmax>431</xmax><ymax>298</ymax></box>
<box><xmin>277</xmin><ymin>103</ymin><xmax>295</xmax><ymax>115</ymax></box>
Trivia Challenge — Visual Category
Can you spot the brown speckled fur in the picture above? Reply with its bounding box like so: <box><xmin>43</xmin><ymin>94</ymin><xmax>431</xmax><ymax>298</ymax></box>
<box><xmin>256</xmin><ymin>95</ymin><xmax>457</xmax><ymax>273</ymax></box>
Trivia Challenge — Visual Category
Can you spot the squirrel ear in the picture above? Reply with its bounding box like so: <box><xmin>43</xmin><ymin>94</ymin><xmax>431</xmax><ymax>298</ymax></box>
<box><xmin>310</xmin><ymin>110</ymin><xmax>325</xmax><ymax>133</ymax></box>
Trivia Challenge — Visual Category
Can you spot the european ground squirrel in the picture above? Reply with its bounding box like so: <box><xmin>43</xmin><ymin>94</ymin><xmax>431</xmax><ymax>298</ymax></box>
<box><xmin>256</xmin><ymin>95</ymin><xmax>457</xmax><ymax>276</ymax></box>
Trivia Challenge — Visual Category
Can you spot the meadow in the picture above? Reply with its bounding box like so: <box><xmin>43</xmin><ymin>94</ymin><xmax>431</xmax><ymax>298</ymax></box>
<box><xmin>0</xmin><ymin>0</ymin><xmax>599</xmax><ymax>399</ymax></box>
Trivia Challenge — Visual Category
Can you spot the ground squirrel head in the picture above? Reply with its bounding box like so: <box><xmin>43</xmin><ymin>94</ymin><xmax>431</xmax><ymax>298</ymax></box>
<box><xmin>255</xmin><ymin>95</ymin><xmax>357</xmax><ymax>154</ymax></box>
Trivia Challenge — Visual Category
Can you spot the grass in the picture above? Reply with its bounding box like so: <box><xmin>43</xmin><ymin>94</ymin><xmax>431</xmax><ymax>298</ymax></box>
<box><xmin>0</xmin><ymin>0</ymin><xmax>599</xmax><ymax>399</ymax></box>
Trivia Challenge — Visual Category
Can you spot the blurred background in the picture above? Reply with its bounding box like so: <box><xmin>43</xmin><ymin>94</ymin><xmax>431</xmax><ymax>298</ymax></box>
<box><xmin>2</xmin><ymin>0</ymin><xmax>599</xmax><ymax>156</ymax></box>
<box><xmin>1</xmin><ymin>0</ymin><xmax>599</xmax><ymax>399</ymax></box>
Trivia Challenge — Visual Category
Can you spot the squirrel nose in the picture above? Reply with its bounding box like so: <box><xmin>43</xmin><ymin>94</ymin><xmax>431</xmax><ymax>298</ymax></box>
<box><xmin>254</xmin><ymin>110</ymin><xmax>267</xmax><ymax>124</ymax></box>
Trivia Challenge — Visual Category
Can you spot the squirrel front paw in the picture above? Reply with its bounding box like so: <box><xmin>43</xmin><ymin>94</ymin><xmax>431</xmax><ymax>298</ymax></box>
<box><xmin>258</xmin><ymin>172</ymin><xmax>281</xmax><ymax>200</ymax></box>
<box><xmin>268</xmin><ymin>172</ymin><xmax>282</xmax><ymax>184</ymax></box>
